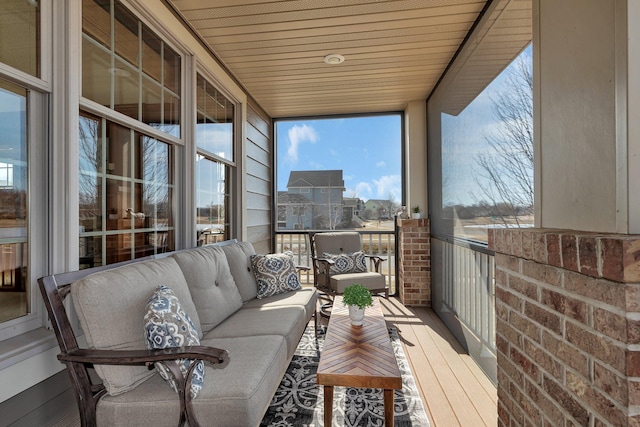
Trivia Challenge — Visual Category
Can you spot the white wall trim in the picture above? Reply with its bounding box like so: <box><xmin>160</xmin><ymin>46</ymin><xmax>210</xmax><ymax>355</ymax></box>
<box><xmin>615</xmin><ymin>0</ymin><xmax>629</xmax><ymax>233</ymax></box>
<box><xmin>626</xmin><ymin>0</ymin><xmax>640</xmax><ymax>233</ymax></box>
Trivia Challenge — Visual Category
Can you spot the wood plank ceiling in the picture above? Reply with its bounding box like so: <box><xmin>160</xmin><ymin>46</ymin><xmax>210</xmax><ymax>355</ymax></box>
<box><xmin>166</xmin><ymin>0</ymin><xmax>531</xmax><ymax>118</ymax></box>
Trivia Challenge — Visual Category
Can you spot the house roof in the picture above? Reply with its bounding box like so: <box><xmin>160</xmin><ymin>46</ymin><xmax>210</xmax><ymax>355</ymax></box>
<box><xmin>287</xmin><ymin>170</ymin><xmax>345</xmax><ymax>189</ymax></box>
<box><xmin>166</xmin><ymin>0</ymin><xmax>531</xmax><ymax>117</ymax></box>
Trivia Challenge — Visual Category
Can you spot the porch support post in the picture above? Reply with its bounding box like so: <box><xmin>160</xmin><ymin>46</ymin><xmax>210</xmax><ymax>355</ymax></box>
<box><xmin>397</xmin><ymin>218</ymin><xmax>431</xmax><ymax>307</ymax></box>
<box><xmin>494</xmin><ymin>1</ymin><xmax>640</xmax><ymax>425</ymax></box>
<box><xmin>490</xmin><ymin>228</ymin><xmax>640</xmax><ymax>426</ymax></box>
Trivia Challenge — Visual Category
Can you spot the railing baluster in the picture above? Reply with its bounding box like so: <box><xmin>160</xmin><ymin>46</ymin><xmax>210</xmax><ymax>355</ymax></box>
<box><xmin>438</xmin><ymin>239</ymin><xmax>495</xmax><ymax>353</ymax></box>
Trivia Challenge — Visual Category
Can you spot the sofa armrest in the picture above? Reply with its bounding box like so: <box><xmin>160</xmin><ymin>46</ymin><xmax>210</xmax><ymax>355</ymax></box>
<box><xmin>58</xmin><ymin>346</ymin><xmax>229</xmax><ymax>366</ymax></box>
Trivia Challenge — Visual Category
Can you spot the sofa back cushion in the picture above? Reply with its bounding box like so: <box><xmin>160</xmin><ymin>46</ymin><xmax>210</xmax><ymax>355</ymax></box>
<box><xmin>220</xmin><ymin>241</ymin><xmax>258</xmax><ymax>302</ymax></box>
<box><xmin>172</xmin><ymin>246</ymin><xmax>243</xmax><ymax>333</ymax></box>
<box><xmin>71</xmin><ymin>257</ymin><xmax>199</xmax><ymax>396</ymax></box>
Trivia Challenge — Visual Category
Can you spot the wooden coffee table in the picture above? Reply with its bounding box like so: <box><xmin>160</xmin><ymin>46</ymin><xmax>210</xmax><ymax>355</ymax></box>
<box><xmin>317</xmin><ymin>296</ymin><xmax>402</xmax><ymax>426</ymax></box>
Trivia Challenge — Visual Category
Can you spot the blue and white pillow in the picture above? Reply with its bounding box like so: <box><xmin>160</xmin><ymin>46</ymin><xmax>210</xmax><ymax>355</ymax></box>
<box><xmin>144</xmin><ymin>285</ymin><xmax>204</xmax><ymax>399</ymax></box>
<box><xmin>323</xmin><ymin>251</ymin><xmax>368</xmax><ymax>275</ymax></box>
<box><xmin>251</xmin><ymin>251</ymin><xmax>301</xmax><ymax>299</ymax></box>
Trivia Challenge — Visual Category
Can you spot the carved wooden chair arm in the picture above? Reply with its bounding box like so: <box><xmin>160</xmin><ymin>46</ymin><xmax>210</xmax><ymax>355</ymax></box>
<box><xmin>365</xmin><ymin>254</ymin><xmax>386</xmax><ymax>272</ymax></box>
<box><xmin>311</xmin><ymin>256</ymin><xmax>335</xmax><ymax>266</ymax></box>
<box><xmin>58</xmin><ymin>346</ymin><xmax>229</xmax><ymax>366</ymax></box>
<box><xmin>295</xmin><ymin>265</ymin><xmax>311</xmax><ymax>273</ymax></box>
<box><xmin>59</xmin><ymin>346</ymin><xmax>229</xmax><ymax>427</ymax></box>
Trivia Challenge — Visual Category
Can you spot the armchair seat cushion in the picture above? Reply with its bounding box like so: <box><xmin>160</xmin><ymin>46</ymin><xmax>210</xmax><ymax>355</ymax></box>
<box><xmin>329</xmin><ymin>271</ymin><xmax>386</xmax><ymax>293</ymax></box>
<box><xmin>96</xmin><ymin>335</ymin><xmax>288</xmax><ymax>427</ymax></box>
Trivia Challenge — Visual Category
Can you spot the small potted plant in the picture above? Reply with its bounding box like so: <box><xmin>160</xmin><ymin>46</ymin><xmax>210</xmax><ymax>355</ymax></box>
<box><xmin>411</xmin><ymin>205</ymin><xmax>421</xmax><ymax>219</ymax></box>
<box><xmin>342</xmin><ymin>284</ymin><xmax>373</xmax><ymax>326</ymax></box>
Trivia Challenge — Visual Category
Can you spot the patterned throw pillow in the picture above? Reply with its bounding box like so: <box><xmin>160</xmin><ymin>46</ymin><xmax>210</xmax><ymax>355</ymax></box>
<box><xmin>144</xmin><ymin>285</ymin><xmax>204</xmax><ymax>399</ymax></box>
<box><xmin>323</xmin><ymin>251</ymin><xmax>368</xmax><ymax>275</ymax></box>
<box><xmin>251</xmin><ymin>251</ymin><xmax>301</xmax><ymax>299</ymax></box>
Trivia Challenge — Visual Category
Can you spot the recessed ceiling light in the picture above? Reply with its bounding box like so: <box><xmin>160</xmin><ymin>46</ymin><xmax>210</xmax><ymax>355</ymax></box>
<box><xmin>323</xmin><ymin>54</ymin><xmax>345</xmax><ymax>65</ymax></box>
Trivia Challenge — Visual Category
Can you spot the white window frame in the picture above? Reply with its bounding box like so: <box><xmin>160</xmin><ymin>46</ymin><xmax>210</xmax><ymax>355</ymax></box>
<box><xmin>0</xmin><ymin>1</ymin><xmax>51</xmax><ymax>343</ymax></box>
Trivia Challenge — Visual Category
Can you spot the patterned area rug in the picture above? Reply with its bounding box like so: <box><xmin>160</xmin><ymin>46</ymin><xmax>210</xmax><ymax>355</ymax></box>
<box><xmin>260</xmin><ymin>325</ymin><xmax>431</xmax><ymax>426</ymax></box>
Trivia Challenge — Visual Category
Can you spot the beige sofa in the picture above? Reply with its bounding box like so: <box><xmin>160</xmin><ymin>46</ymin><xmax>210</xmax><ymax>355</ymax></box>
<box><xmin>66</xmin><ymin>241</ymin><xmax>317</xmax><ymax>426</ymax></box>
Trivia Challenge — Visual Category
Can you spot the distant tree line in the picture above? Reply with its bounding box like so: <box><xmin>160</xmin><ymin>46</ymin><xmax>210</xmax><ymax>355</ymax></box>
<box><xmin>443</xmin><ymin>201</ymin><xmax>532</xmax><ymax>221</ymax></box>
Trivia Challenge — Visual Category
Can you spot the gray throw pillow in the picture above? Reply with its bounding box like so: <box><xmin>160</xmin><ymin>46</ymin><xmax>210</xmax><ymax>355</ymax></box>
<box><xmin>323</xmin><ymin>250</ymin><xmax>367</xmax><ymax>275</ymax></box>
<box><xmin>250</xmin><ymin>251</ymin><xmax>301</xmax><ymax>299</ymax></box>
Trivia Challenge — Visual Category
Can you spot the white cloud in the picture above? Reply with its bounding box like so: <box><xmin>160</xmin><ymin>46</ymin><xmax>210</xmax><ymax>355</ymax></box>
<box><xmin>376</xmin><ymin>161</ymin><xmax>386</xmax><ymax>168</ymax></box>
<box><xmin>373</xmin><ymin>175</ymin><xmax>401</xmax><ymax>203</ymax></box>
<box><xmin>355</xmin><ymin>182</ymin><xmax>373</xmax><ymax>199</ymax></box>
<box><xmin>287</xmin><ymin>124</ymin><xmax>318</xmax><ymax>162</ymax></box>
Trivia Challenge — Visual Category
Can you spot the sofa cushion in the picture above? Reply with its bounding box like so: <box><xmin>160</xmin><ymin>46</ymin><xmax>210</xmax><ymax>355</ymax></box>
<box><xmin>144</xmin><ymin>285</ymin><xmax>204</xmax><ymax>399</ymax></box>
<box><xmin>323</xmin><ymin>250</ymin><xmax>367</xmax><ymax>275</ymax></box>
<box><xmin>71</xmin><ymin>257</ymin><xmax>200</xmax><ymax>396</ymax></box>
<box><xmin>251</xmin><ymin>252</ymin><xmax>301</xmax><ymax>299</ymax></box>
<box><xmin>203</xmin><ymin>305</ymin><xmax>307</xmax><ymax>358</ymax></box>
<box><xmin>242</xmin><ymin>287</ymin><xmax>317</xmax><ymax>319</ymax></box>
<box><xmin>97</xmin><ymin>335</ymin><xmax>289</xmax><ymax>427</ymax></box>
<box><xmin>220</xmin><ymin>241</ymin><xmax>258</xmax><ymax>302</ymax></box>
<box><xmin>172</xmin><ymin>246</ymin><xmax>243</xmax><ymax>333</ymax></box>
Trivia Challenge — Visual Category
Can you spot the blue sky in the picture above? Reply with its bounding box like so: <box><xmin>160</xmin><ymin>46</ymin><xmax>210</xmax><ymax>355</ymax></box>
<box><xmin>276</xmin><ymin>115</ymin><xmax>402</xmax><ymax>203</ymax></box>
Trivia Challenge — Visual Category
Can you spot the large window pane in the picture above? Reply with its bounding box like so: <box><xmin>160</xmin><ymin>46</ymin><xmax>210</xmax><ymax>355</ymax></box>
<box><xmin>79</xmin><ymin>112</ymin><xmax>175</xmax><ymax>268</ymax></box>
<box><xmin>440</xmin><ymin>46</ymin><xmax>533</xmax><ymax>243</ymax></box>
<box><xmin>0</xmin><ymin>79</ymin><xmax>28</xmax><ymax>322</ymax></box>
<box><xmin>196</xmin><ymin>75</ymin><xmax>233</xmax><ymax>160</ymax></box>
<box><xmin>0</xmin><ymin>0</ymin><xmax>39</xmax><ymax>77</ymax></box>
<box><xmin>82</xmin><ymin>0</ymin><xmax>181</xmax><ymax>137</ymax></box>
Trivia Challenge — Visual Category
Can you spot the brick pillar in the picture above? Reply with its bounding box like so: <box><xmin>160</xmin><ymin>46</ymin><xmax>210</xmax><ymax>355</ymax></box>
<box><xmin>397</xmin><ymin>218</ymin><xmax>431</xmax><ymax>306</ymax></box>
<box><xmin>490</xmin><ymin>228</ymin><xmax>640</xmax><ymax>426</ymax></box>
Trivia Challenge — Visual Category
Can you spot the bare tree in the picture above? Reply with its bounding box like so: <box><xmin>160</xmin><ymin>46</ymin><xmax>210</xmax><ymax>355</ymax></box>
<box><xmin>475</xmin><ymin>51</ymin><xmax>533</xmax><ymax>226</ymax></box>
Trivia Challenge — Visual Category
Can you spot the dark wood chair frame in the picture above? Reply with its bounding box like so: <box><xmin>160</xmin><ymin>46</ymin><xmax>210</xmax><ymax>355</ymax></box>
<box><xmin>308</xmin><ymin>232</ymin><xmax>389</xmax><ymax>318</ymax></box>
<box><xmin>38</xmin><ymin>257</ymin><xmax>229</xmax><ymax>427</ymax></box>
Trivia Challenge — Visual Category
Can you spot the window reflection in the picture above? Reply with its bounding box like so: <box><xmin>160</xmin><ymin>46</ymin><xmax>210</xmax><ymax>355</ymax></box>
<box><xmin>0</xmin><ymin>79</ymin><xmax>28</xmax><ymax>322</ymax></box>
<box><xmin>79</xmin><ymin>112</ymin><xmax>175</xmax><ymax>268</ymax></box>
<box><xmin>196</xmin><ymin>155</ymin><xmax>229</xmax><ymax>245</ymax></box>
<box><xmin>0</xmin><ymin>0</ymin><xmax>39</xmax><ymax>77</ymax></box>
<box><xmin>196</xmin><ymin>75</ymin><xmax>233</xmax><ymax>160</ymax></box>
<box><xmin>82</xmin><ymin>0</ymin><xmax>181</xmax><ymax>137</ymax></box>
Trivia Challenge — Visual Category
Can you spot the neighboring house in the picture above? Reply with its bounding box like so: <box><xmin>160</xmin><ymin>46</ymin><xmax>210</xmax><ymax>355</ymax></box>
<box><xmin>277</xmin><ymin>191</ymin><xmax>310</xmax><ymax>230</ymax></box>
<box><xmin>342</xmin><ymin>197</ymin><xmax>365</xmax><ymax>227</ymax></box>
<box><xmin>364</xmin><ymin>199</ymin><xmax>395</xmax><ymax>220</ymax></box>
<box><xmin>282</xmin><ymin>170</ymin><xmax>345</xmax><ymax>229</ymax></box>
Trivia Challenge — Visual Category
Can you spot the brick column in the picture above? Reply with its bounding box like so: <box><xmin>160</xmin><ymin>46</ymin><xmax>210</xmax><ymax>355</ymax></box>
<box><xmin>397</xmin><ymin>218</ymin><xmax>431</xmax><ymax>306</ymax></box>
<box><xmin>489</xmin><ymin>228</ymin><xmax>640</xmax><ymax>426</ymax></box>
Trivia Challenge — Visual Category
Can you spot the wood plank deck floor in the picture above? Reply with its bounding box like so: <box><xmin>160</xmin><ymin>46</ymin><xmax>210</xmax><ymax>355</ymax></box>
<box><xmin>379</xmin><ymin>297</ymin><xmax>498</xmax><ymax>427</ymax></box>
<box><xmin>24</xmin><ymin>297</ymin><xmax>497</xmax><ymax>427</ymax></box>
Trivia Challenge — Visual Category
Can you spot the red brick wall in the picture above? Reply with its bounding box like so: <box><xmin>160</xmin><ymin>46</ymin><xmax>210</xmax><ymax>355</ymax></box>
<box><xmin>398</xmin><ymin>218</ymin><xmax>431</xmax><ymax>306</ymax></box>
<box><xmin>490</xmin><ymin>228</ymin><xmax>640</xmax><ymax>426</ymax></box>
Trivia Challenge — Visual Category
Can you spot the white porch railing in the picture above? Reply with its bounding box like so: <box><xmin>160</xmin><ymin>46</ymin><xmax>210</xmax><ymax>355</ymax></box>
<box><xmin>440</xmin><ymin>238</ymin><xmax>496</xmax><ymax>351</ymax></box>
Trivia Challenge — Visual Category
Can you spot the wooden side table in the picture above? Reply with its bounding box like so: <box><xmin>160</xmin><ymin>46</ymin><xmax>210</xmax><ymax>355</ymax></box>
<box><xmin>316</xmin><ymin>296</ymin><xmax>402</xmax><ymax>426</ymax></box>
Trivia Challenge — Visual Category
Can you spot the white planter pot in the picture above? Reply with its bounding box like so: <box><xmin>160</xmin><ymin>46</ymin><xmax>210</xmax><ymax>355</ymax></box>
<box><xmin>411</xmin><ymin>212</ymin><xmax>421</xmax><ymax>219</ymax></box>
<box><xmin>348</xmin><ymin>305</ymin><xmax>365</xmax><ymax>326</ymax></box>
